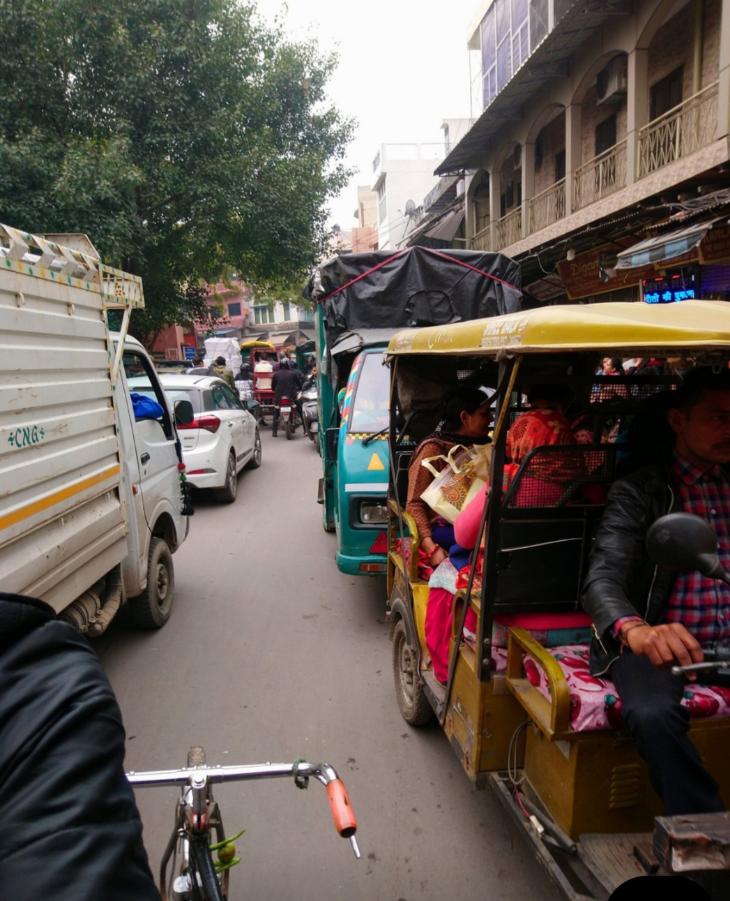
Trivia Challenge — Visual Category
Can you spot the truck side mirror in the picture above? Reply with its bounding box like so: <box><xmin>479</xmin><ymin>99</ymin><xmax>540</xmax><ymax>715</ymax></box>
<box><xmin>646</xmin><ymin>513</ymin><xmax>730</xmax><ymax>584</ymax></box>
<box><xmin>325</xmin><ymin>427</ymin><xmax>339</xmax><ymax>463</ymax></box>
<box><xmin>174</xmin><ymin>399</ymin><xmax>195</xmax><ymax>426</ymax></box>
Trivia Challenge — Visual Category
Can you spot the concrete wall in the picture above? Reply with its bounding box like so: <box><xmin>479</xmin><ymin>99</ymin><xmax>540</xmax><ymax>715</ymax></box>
<box><xmin>356</xmin><ymin>186</ymin><xmax>378</xmax><ymax>228</ymax></box>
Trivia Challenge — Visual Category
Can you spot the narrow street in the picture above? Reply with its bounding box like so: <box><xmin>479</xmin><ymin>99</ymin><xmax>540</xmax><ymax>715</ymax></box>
<box><xmin>97</xmin><ymin>431</ymin><xmax>560</xmax><ymax>901</ymax></box>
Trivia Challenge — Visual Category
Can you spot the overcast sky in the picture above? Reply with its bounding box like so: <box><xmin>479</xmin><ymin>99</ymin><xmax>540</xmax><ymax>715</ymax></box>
<box><xmin>255</xmin><ymin>0</ymin><xmax>476</xmax><ymax>229</ymax></box>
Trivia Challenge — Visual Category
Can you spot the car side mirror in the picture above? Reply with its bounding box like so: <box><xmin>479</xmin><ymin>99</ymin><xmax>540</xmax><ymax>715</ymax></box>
<box><xmin>174</xmin><ymin>399</ymin><xmax>195</xmax><ymax>426</ymax></box>
<box><xmin>325</xmin><ymin>426</ymin><xmax>339</xmax><ymax>463</ymax></box>
<box><xmin>646</xmin><ymin>513</ymin><xmax>730</xmax><ymax>584</ymax></box>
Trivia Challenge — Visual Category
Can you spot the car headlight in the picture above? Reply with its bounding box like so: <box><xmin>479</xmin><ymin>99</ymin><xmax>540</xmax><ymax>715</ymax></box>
<box><xmin>360</xmin><ymin>500</ymin><xmax>388</xmax><ymax>524</ymax></box>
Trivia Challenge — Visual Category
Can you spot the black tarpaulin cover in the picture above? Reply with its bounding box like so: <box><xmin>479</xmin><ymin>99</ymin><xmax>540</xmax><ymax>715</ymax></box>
<box><xmin>305</xmin><ymin>246</ymin><xmax>522</xmax><ymax>347</ymax></box>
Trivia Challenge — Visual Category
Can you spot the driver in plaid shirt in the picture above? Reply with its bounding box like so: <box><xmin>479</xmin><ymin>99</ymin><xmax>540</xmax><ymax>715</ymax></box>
<box><xmin>584</xmin><ymin>368</ymin><xmax>730</xmax><ymax>815</ymax></box>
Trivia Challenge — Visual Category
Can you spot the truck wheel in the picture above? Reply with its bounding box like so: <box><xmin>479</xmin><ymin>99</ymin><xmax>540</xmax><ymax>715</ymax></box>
<box><xmin>215</xmin><ymin>451</ymin><xmax>238</xmax><ymax>503</ymax></box>
<box><xmin>392</xmin><ymin>618</ymin><xmax>433</xmax><ymax>726</ymax></box>
<box><xmin>246</xmin><ymin>429</ymin><xmax>262</xmax><ymax>469</ymax></box>
<box><xmin>130</xmin><ymin>537</ymin><xmax>174</xmax><ymax>629</ymax></box>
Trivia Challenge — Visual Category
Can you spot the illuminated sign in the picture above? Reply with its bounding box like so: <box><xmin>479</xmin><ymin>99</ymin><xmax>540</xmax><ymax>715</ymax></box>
<box><xmin>642</xmin><ymin>268</ymin><xmax>698</xmax><ymax>304</ymax></box>
<box><xmin>644</xmin><ymin>288</ymin><xmax>696</xmax><ymax>304</ymax></box>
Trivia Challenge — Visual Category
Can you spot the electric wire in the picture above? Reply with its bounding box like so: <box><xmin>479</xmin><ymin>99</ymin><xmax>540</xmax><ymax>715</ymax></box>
<box><xmin>507</xmin><ymin>720</ymin><xmax>530</xmax><ymax>789</ymax></box>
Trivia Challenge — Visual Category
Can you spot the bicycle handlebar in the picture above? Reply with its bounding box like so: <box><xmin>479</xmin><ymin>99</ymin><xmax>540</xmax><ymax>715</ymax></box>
<box><xmin>671</xmin><ymin>660</ymin><xmax>730</xmax><ymax>677</ymax></box>
<box><xmin>126</xmin><ymin>760</ymin><xmax>360</xmax><ymax>858</ymax></box>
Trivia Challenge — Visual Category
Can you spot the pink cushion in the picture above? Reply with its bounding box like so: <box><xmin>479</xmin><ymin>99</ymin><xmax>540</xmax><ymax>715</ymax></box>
<box><xmin>496</xmin><ymin>612</ymin><xmax>591</xmax><ymax>629</ymax></box>
<box><xmin>493</xmin><ymin>612</ymin><xmax>593</xmax><ymax>649</ymax></box>
<box><xmin>523</xmin><ymin>643</ymin><xmax>730</xmax><ymax>732</ymax></box>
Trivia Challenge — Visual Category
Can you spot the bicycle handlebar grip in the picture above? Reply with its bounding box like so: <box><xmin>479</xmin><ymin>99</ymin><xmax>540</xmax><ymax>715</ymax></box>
<box><xmin>326</xmin><ymin>779</ymin><xmax>357</xmax><ymax>838</ymax></box>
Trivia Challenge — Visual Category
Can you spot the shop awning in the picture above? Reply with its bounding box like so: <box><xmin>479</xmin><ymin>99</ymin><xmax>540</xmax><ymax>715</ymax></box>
<box><xmin>615</xmin><ymin>221</ymin><xmax>713</xmax><ymax>270</ymax></box>
<box><xmin>424</xmin><ymin>208</ymin><xmax>465</xmax><ymax>242</ymax></box>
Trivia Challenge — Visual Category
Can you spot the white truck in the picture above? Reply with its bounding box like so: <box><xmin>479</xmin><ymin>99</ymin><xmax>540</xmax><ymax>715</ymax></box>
<box><xmin>0</xmin><ymin>224</ymin><xmax>191</xmax><ymax>634</ymax></box>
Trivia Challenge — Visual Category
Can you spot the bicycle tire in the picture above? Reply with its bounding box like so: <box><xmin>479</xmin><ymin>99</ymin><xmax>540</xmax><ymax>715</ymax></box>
<box><xmin>189</xmin><ymin>834</ymin><xmax>225</xmax><ymax>901</ymax></box>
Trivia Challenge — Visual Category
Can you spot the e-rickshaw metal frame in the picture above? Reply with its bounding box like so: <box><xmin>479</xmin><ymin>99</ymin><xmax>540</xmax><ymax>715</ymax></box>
<box><xmin>385</xmin><ymin>301</ymin><xmax>730</xmax><ymax>900</ymax></box>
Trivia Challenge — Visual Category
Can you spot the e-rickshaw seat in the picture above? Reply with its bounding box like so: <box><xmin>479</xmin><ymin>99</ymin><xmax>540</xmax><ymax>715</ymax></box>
<box><xmin>492</xmin><ymin>445</ymin><xmax>616</xmax><ymax>615</ymax></box>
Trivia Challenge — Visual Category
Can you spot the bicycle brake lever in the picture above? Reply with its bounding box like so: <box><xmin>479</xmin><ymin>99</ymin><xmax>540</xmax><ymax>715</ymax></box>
<box><xmin>671</xmin><ymin>661</ymin><xmax>730</xmax><ymax>676</ymax></box>
<box><xmin>349</xmin><ymin>835</ymin><xmax>361</xmax><ymax>859</ymax></box>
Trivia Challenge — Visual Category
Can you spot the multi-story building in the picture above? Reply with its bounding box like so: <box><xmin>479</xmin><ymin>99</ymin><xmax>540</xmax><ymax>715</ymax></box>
<box><xmin>438</xmin><ymin>0</ymin><xmax>730</xmax><ymax>304</ymax></box>
<box><xmin>352</xmin><ymin>186</ymin><xmax>379</xmax><ymax>252</ymax></box>
<box><xmin>250</xmin><ymin>298</ymin><xmax>315</xmax><ymax>355</ymax></box>
<box><xmin>371</xmin><ymin>142</ymin><xmax>445</xmax><ymax>248</ymax></box>
<box><xmin>402</xmin><ymin>119</ymin><xmax>475</xmax><ymax>248</ymax></box>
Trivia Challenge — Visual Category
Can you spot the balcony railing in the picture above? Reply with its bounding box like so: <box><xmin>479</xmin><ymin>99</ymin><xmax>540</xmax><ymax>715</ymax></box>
<box><xmin>528</xmin><ymin>179</ymin><xmax>565</xmax><ymax>234</ymax></box>
<box><xmin>638</xmin><ymin>81</ymin><xmax>718</xmax><ymax>179</ymax></box>
<box><xmin>494</xmin><ymin>208</ymin><xmax>522</xmax><ymax>250</ymax></box>
<box><xmin>573</xmin><ymin>140</ymin><xmax>627</xmax><ymax>211</ymax></box>
<box><xmin>469</xmin><ymin>222</ymin><xmax>491</xmax><ymax>251</ymax></box>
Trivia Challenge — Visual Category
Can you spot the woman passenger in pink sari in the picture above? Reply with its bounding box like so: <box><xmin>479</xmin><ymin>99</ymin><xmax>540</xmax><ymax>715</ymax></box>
<box><xmin>425</xmin><ymin>385</ymin><xmax>578</xmax><ymax>682</ymax></box>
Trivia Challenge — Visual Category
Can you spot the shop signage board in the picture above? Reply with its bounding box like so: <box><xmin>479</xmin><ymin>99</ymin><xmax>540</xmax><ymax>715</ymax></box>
<box><xmin>557</xmin><ymin>226</ymin><xmax>730</xmax><ymax>300</ymax></box>
<box><xmin>557</xmin><ymin>244</ymin><xmax>654</xmax><ymax>299</ymax></box>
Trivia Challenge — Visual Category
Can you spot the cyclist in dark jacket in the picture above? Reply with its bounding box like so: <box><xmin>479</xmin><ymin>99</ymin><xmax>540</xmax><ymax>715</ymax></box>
<box><xmin>0</xmin><ymin>593</ymin><xmax>159</xmax><ymax>901</ymax></box>
<box><xmin>583</xmin><ymin>369</ymin><xmax>730</xmax><ymax>815</ymax></box>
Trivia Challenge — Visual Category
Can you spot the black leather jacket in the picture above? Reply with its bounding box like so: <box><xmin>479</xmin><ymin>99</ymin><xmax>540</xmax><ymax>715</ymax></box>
<box><xmin>582</xmin><ymin>463</ymin><xmax>680</xmax><ymax>674</ymax></box>
<box><xmin>272</xmin><ymin>368</ymin><xmax>304</xmax><ymax>403</ymax></box>
<box><xmin>0</xmin><ymin>593</ymin><xmax>159</xmax><ymax>900</ymax></box>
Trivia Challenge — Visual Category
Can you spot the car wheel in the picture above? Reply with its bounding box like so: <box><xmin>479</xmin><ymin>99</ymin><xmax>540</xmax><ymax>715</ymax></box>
<box><xmin>129</xmin><ymin>537</ymin><xmax>174</xmax><ymax>629</ymax></box>
<box><xmin>215</xmin><ymin>451</ymin><xmax>238</xmax><ymax>503</ymax></box>
<box><xmin>392</xmin><ymin>618</ymin><xmax>434</xmax><ymax>726</ymax></box>
<box><xmin>246</xmin><ymin>428</ymin><xmax>262</xmax><ymax>469</ymax></box>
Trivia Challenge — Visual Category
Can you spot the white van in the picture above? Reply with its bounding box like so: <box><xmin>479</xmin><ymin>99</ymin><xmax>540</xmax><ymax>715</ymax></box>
<box><xmin>0</xmin><ymin>224</ymin><xmax>190</xmax><ymax>634</ymax></box>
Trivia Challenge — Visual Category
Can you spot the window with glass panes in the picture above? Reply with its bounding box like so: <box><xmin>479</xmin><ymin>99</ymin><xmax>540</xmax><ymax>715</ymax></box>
<box><xmin>479</xmin><ymin>0</ymin><xmax>542</xmax><ymax>110</ymax></box>
<box><xmin>253</xmin><ymin>305</ymin><xmax>272</xmax><ymax>325</ymax></box>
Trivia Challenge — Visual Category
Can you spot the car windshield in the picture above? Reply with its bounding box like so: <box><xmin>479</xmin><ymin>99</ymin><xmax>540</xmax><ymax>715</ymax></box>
<box><xmin>348</xmin><ymin>352</ymin><xmax>389</xmax><ymax>433</ymax></box>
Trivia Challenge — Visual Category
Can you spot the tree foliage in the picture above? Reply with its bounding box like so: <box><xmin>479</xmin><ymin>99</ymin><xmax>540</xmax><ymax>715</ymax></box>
<box><xmin>0</xmin><ymin>0</ymin><xmax>353</xmax><ymax>332</ymax></box>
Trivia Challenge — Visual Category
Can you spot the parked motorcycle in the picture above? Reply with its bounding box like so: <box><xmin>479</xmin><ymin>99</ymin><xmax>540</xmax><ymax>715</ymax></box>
<box><xmin>299</xmin><ymin>378</ymin><xmax>319</xmax><ymax>447</ymax></box>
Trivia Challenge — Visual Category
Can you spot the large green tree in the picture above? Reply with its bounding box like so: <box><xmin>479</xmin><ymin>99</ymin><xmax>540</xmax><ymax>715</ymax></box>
<box><xmin>0</xmin><ymin>0</ymin><xmax>352</xmax><ymax>333</ymax></box>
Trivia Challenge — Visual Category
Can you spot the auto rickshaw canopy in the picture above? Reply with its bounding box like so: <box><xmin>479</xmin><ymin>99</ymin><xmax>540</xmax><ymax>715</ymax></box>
<box><xmin>386</xmin><ymin>301</ymin><xmax>730</xmax><ymax>357</ymax></box>
<box><xmin>240</xmin><ymin>340</ymin><xmax>275</xmax><ymax>351</ymax></box>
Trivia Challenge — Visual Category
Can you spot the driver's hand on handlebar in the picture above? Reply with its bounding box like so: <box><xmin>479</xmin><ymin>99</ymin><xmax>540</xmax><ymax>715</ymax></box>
<box><xmin>622</xmin><ymin>621</ymin><xmax>703</xmax><ymax>676</ymax></box>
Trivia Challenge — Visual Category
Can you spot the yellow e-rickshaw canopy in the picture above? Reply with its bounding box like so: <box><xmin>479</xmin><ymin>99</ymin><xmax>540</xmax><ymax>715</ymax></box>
<box><xmin>240</xmin><ymin>340</ymin><xmax>275</xmax><ymax>351</ymax></box>
<box><xmin>387</xmin><ymin>301</ymin><xmax>730</xmax><ymax>357</ymax></box>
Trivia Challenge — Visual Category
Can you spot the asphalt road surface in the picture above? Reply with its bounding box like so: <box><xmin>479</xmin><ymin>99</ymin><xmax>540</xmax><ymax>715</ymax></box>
<box><xmin>97</xmin><ymin>429</ymin><xmax>560</xmax><ymax>901</ymax></box>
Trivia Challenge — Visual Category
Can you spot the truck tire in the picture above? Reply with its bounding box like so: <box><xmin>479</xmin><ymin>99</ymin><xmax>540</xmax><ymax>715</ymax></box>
<box><xmin>215</xmin><ymin>451</ymin><xmax>238</xmax><ymax>503</ymax></box>
<box><xmin>129</xmin><ymin>537</ymin><xmax>175</xmax><ymax>629</ymax></box>
<box><xmin>392</xmin><ymin>618</ymin><xmax>433</xmax><ymax>726</ymax></box>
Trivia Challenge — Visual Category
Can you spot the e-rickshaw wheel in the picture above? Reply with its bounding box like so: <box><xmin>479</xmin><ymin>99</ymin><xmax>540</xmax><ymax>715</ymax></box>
<box><xmin>392</xmin><ymin>618</ymin><xmax>434</xmax><ymax>727</ymax></box>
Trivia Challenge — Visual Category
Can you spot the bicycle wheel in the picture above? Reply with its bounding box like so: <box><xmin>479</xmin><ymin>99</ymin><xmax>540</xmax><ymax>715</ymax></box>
<box><xmin>189</xmin><ymin>833</ymin><xmax>224</xmax><ymax>901</ymax></box>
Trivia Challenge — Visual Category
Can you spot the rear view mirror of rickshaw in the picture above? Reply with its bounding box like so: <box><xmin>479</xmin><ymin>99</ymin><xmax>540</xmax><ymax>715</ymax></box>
<box><xmin>646</xmin><ymin>512</ymin><xmax>730</xmax><ymax>584</ymax></box>
<box><xmin>325</xmin><ymin>426</ymin><xmax>339</xmax><ymax>463</ymax></box>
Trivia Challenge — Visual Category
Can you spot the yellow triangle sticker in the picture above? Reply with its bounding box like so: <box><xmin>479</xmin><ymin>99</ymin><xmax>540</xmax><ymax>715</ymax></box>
<box><xmin>367</xmin><ymin>452</ymin><xmax>385</xmax><ymax>471</ymax></box>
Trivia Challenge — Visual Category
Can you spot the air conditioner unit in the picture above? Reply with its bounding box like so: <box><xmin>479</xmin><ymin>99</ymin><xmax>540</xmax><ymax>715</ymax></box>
<box><xmin>596</xmin><ymin>57</ymin><xmax>627</xmax><ymax>106</ymax></box>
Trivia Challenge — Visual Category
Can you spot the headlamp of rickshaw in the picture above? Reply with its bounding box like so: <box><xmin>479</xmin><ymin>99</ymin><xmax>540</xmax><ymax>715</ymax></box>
<box><xmin>359</xmin><ymin>500</ymin><xmax>388</xmax><ymax>525</ymax></box>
